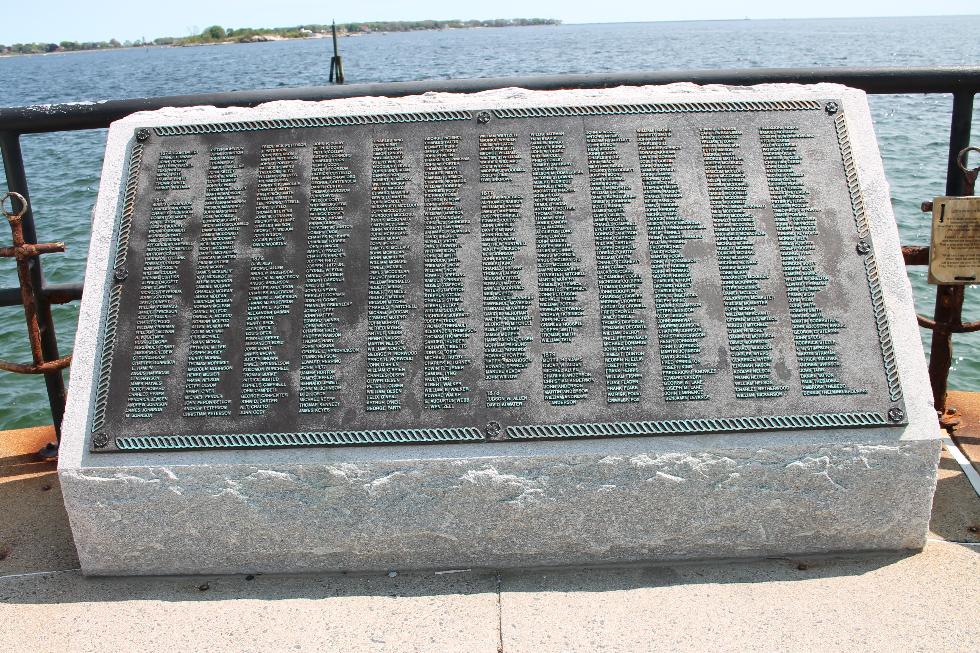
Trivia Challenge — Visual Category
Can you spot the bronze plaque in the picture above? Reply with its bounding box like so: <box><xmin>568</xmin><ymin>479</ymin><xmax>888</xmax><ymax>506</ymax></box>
<box><xmin>90</xmin><ymin>100</ymin><xmax>906</xmax><ymax>452</ymax></box>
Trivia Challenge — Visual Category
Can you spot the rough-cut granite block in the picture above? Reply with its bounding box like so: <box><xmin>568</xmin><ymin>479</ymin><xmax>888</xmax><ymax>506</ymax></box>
<box><xmin>59</xmin><ymin>84</ymin><xmax>941</xmax><ymax>575</ymax></box>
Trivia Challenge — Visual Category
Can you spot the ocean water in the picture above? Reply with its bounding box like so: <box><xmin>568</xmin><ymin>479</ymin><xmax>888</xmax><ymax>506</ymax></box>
<box><xmin>0</xmin><ymin>16</ymin><xmax>978</xmax><ymax>429</ymax></box>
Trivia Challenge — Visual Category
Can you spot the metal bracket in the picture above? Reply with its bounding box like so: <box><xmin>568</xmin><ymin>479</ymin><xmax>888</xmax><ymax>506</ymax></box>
<box><xmin>0</xmin><ymin>192</ymin><xmax>72</xmax><ymax>375</ymax></box>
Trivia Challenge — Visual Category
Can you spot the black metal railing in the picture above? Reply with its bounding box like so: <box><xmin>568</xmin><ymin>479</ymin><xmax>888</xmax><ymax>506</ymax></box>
<box><xmin>1</xmin><ymin>66</ymin><xmax>978</xmax><ymax>443</ymax></box>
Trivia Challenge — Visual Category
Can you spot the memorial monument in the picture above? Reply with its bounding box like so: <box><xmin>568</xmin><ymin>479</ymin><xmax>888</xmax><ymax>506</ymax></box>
<box><xmin>58</xmin><ymin>83</ymin><xmax>941</xmax><ymax>575</ymax></box>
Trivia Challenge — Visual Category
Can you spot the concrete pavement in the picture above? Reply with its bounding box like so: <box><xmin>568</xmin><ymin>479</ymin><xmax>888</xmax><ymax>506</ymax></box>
<box><xmin>2</xmin><ymin>425</ymin><xmax>978</xmax><ymax>652</ymax></box>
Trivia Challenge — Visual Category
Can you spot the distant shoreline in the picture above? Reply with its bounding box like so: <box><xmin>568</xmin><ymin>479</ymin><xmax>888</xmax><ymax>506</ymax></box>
<box><xmin>0</xmin><ymin>19</ymin><xmax>560</xmax><ymax>57</ymax></box>
<box><xmin>3</xmin><ymin>14</ymin><xmax>967</xmax><ymax>59</ymax></box>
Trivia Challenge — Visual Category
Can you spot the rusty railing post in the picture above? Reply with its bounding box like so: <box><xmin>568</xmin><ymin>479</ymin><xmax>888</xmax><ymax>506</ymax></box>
<box><xmin>928</xmin><ymin>92</ymin><xmax>975</xmax><ymax>419</ymax></box>
<box><xmin>0</xmin><ymin>132</ymin><xmax>68</xmax><ymax>444</ymax></box>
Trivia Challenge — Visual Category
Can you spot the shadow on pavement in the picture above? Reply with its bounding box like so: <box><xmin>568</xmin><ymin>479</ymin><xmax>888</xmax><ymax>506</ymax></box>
<box><xmin>929</xmin><ymin>448</ymin><xmax>980</xmax><ymax>544</ymax></box>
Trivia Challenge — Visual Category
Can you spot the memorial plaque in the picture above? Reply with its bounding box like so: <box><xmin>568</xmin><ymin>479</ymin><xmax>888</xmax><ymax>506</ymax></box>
<box><xmin>89</xmin><ymin>99</ymin><xmax>906</xmax><ymax>452</ymax></box>
<box><xmin>62</xmin><ymin>88</ymin><xmax>941</xmax><ymax>576</ymax></box>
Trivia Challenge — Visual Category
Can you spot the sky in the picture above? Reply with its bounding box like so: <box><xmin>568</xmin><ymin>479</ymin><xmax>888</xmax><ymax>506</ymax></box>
<box><xmin>2</xmin><ymin>0</ymin><xmax>976</xmax><ymax>44</ymax></box>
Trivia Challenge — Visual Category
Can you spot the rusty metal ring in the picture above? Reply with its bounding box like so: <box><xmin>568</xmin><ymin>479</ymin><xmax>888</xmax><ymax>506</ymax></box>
<box><xmin>956</xmin><ymin>146</ymin><xmax>980</xmax><ymax>174</ymax></box>
<box><xmin>1</xmin><ymin>191</ymin><xmax>28</xmax><ymax>220</ymax></box>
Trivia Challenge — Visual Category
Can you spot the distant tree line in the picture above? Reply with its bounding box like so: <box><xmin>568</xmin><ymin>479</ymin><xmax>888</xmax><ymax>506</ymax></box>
<box><xmin>2</xmin><ymin>39</ymin><xmax>131</xmax><ymax>55</ymax></box>
<box><xmin>0</xmin><ymin>18</ymin><xmax>560</xmax><ymax>55</ymax></box>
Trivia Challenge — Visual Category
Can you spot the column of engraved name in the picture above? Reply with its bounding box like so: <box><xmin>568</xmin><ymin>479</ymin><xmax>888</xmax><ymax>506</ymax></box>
<box><xmin>366</xmin><ymin>138</ymin><xmax>415</xmax><ymax>411</ymax></box>
<box><xmin>125</xmin><ymin>150</ymin><xmax>193</xmax><ymax>417</ymax></box>
<box><xmin>479</xmin><ymin>133</ymin><xmax>532</xmax><ymax>408</ymax></box>
<box><xmin>300</xmin><ymin>142</ymin><xmax>357</xmax><ymax>413</ymax></box>
<box><xmin>700</xmin><ymin>129</ymin><xmax>786</xmax><ymax>399</ymax></box>
<box><xmin>240</xmin><ymin>144</ymin><xmax>302</xmax><ymax>415</ymax></box>
<box><xmin>423</xmin><ymin>136</ymin><xmax>473</xmax><ymax>409</ymax></box>
<box><xmin>184</xmin><ymin>147</ymin><xmax>244</xmax><ymax>416</ymax></box>
<box><xmin>530</xmin><ymin>132</ymin><xmax>592</xmax><ymax>406</ymax></box>
<box><xmin>759</xmin><ymin>126</ymin><xmax>863</xmax><ymax>396</ymax></box>
<box><xmin>585</xmin><ymin>131</ymin><xmax>646</xmax><ymax>403</ymax></box>
<box><xmin>637</xmin><ymin>130</ymin><xmax>715</xmax><ymax>401</ymax></box>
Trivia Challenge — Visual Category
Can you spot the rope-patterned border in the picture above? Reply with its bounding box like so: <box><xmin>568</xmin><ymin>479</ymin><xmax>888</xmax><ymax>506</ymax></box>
<box><xmin>834</xmin><ymin>113</ymin><xmax>902</xmax><ymax>402</ymax></box>
<box><xmin>90</xmin><ymin>142</ymin><xmax>142</xmax><ymax>437</ymax></box>
<box><xmin>151</xmin><ymin>101</ymin><xmax>823</xmax><ymax>137</ymax></box>
<box><xmin>115</xmin><ymin>427</ymin><xmax>484</xmax><ymax>451</ymax></box>
<box><xmin>90</xmin><ymin>285</ymin><xmax>121</xmax><ymax>434</ymax></box>
<box><xmin>865</xmin><ymin>256</ymin><xmax>902</xmax><ymax>400</ymax></box>
<box><xmin>493</xmin><ymin>100</ymin><xmax>822</xmax><ymax>119</ymax></box>
<box><xmin>507</xmin><ymin>412</ymin><xmax>889</xmax><ymax>440</ymax></box>
<box><xmin>835</xmin><ymin>114</ymin><xmax>870</xmax><ymax>239</ymax></box>
<box><xmin>154</xmin><ymin>110</ymin><xmax>474</xmax><ymax>136</ymax></box>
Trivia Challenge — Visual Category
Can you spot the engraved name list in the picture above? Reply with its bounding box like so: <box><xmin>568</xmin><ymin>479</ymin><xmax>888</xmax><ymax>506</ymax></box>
<box><xmin>91</xmin><ymin>101</ymin><xmax>904</xmax><ymax>452</ymax></box>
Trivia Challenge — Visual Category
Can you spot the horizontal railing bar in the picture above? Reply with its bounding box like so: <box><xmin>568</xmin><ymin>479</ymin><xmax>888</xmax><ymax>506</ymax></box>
<box><xmin>0</xmin><ymin>282</ymin><xmax>82</xmax><ymax>307</ymax></box>
<box><xmin>902</xmin><ymin>246</ymin><xmax>930</xmax><ymax>266</ymax></box>
<box><xmin>1</xmin><ymin>66</ymin><xmax>979</xmax><ymax>134</ymax></box>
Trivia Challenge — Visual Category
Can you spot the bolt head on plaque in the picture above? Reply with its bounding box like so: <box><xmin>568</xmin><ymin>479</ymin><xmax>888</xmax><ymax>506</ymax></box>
<box><xmin>485</xmin><ymin>421</ymin><xmax>504</xmax><ymax>441</ymax></box>
<box><xmin>92</xmin><ymin>432</ymin><xmax>109</xmax><ymax>448</ymax></box>
<box><xmin>856</xmin><ymin>240</ymin><xmax>871</xmax><ymax>255</ymax></box>
<box><xmin>888</xmin><ymin>407</ymin><xmax>905</xmax><ymax>423</ymax></box>
<box><xmin>476</xmin><ymin>111</ymin><xmax>492</xmax><ymax>124</ymax></box>
<box><xmin>113</xmin><ymin>266</ymin><xmax>128</xmax><ymax>283</ymax></box>
<box><xmin>824</xmin><ymin>101</ymin><xmax>839</xmax><ymax>115</ymax></box>
<box><xmin>135</xmin><ymin>128</ymin><xmax>150</xmax><ymax>143</ymax></box>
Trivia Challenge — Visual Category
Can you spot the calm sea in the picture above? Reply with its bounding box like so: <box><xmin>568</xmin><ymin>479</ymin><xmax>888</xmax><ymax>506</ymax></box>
<box><xmin>0</xmin><ymin>16</ymin><xmax>978</xmax><ymax>429</ymax></box>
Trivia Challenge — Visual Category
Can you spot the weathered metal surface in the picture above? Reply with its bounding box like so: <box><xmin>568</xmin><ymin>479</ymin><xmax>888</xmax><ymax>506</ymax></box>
<box><xmin>903</xmin><ymin>245</ymin><xmax>930</xmax><ymax>266</ymax></box>
<box><xmin>0</xmin><ymin>192</ymin><xmax>73</xmax><ymax>376</ymax></box>
<box><xmin>0</xmin><ymin>133</ymin><xmax>69</xmax><ymax>441</ymax></box>
<box><xmin>90</xmin><ymin>101</ymin><xmax>907</xmax><ymax>452</ymax></box>
<box><xmin>930</xmin><ymin>131</ymin><xmax>980</xmax><ymax>418</ymax></box>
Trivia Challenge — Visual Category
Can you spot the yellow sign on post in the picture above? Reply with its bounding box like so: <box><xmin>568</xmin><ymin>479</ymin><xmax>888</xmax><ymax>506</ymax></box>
<box><xmin>929</xmin><ymin>196</ymin><xmax>980</xmax><ymax>285</ymax></box>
